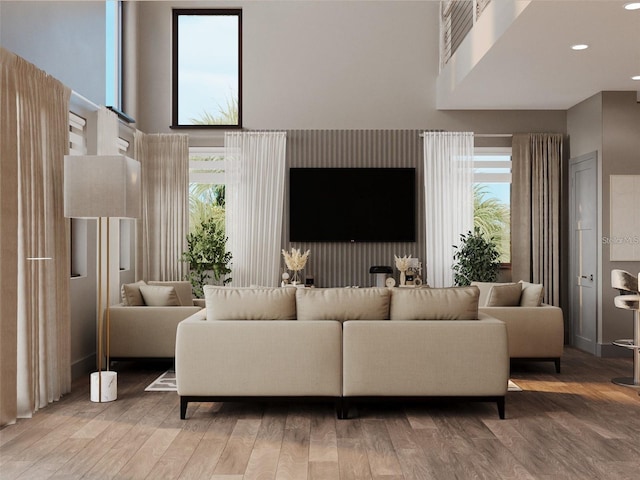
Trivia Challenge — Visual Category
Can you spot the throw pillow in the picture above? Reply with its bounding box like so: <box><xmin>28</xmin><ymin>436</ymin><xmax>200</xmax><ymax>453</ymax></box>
<box><xmin>486</xmin><ymin>283</ymin><xmax>522</xmax><ymax>307</ymax></box>
<box><xmin>204</xmin><ymin>286</ymin><xmax>296</xmax><ymax>320</ymax></box>
<box><xmin>148</xmin><ymin>281</ymin><xmax>193</xmax><ymax>306</ymax></box>
<box><xmin>470</xmin><ymin>281</ymin><xmax>515</xmax><ymax>307</ymax></box>
<box><xmin>390</xmin><ymin>286</ymin><xmax>479</xmax><ymax>320</ymax></box>
<box><xmin>121</xmin><ymin>280</ymin><xmax>146</xmax><ymax>306</ymax></box>
<box><xmin>518</xmin><ymin>280</ymin><xmax>545</xmax><ymax>306</ymax></box>
<box><xmin>296</xmin><ymin>288</ymin><xmax>390</xmax><ymax>321</ymax></box>
<box><xmin>138</xmin><ymin>285</ymin><xmax>180</xmax><ymax>306</ymax></box>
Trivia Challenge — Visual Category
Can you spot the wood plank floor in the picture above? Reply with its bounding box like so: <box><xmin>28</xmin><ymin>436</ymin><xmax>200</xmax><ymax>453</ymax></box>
<box><xmin>1</xmin><ymin>347</ymin><xmax>639</xmax><ymax>479</ymax></box>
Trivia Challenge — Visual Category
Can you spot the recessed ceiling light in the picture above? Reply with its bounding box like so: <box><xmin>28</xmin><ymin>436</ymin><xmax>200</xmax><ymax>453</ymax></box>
<box><xmin>571</xmin><ymin>44</ymin><xmax>589</xmax><ymax>51</ymax></box>
<box><xmin>632</xmin><ymin>75</ymin><xmax>640</xmax><ymax>80</ymax></box>
<box><xmin>624</xmin><ymin>3</ymin><xmax>640</xmax><ymax>11</ymax></box>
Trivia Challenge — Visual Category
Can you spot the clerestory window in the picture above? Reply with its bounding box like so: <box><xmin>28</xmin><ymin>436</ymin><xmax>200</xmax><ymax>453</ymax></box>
<box><xmin>172</xmin><ymin>9</ymin><xmax>242</xmax><ymax>129</ymax></box>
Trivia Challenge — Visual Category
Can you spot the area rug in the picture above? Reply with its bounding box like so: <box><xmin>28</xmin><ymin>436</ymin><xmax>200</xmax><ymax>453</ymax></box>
<box><xmin>508</xmin><ymin>380</ymin><xmax>523</xmax><ymax>392</ymax></box>
<box><xmin>145</xmin><ymin>370</ymin><xmax>523</xmax><ymax>393</ymax></box>
<box><xmin>145</xmin><ymin>370</ymin><xmax>177</xmax><ymax>392</ymax></box>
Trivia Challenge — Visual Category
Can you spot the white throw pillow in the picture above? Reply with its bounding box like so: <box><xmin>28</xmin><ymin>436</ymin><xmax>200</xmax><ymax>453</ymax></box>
<box><xmin>139</xmin><ymin>285</ymin><xmax>180</xmax><ymax>306</ymax></box>
<box><xmin>148</xmin><ymin>281</ymin><xmax>193</xmax><ymax>306</ymax></box>
<box><xmin>518</xmin><ymin>280</ymin><xmax>544</xmax><ymax>306</ymax></box>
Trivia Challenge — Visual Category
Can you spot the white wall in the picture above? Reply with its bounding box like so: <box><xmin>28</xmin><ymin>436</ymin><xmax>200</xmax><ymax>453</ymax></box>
<box><xmin>130</xmin><ymin>0</ymin><xmax>566</xmax><ymax>140</ymax></box>
<box><xmin>0</xmin><ymin>0</ymin><xmax>107</xmax><ymax>105</ymax></box>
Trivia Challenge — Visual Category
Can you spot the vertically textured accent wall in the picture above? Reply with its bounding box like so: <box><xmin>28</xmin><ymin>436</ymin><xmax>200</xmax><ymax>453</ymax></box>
<box><xmin>282</xmin><ymin>130</ymin><xmax>425</xmax><ymax>288</ymax></box>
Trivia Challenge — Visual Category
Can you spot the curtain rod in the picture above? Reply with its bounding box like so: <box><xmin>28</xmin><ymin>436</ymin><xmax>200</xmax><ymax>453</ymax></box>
<box><xmin>419</xmin><ymin>132</ymin><xmax>512</xmax><ymax>138</ymax></box>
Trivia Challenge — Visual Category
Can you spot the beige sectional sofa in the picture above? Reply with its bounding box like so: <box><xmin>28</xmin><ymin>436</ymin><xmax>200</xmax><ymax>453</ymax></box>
<box><xmin>472</xmin><ymin>281</ymin><xmax>565</xmax><ymax>372</ymax></box>
<box><xmin>109</xmin><ymin>281</ymin><xmax>203</xmax><ymax>360</ymax></box>
<box><xmin>176</xmin><ymin>286</ymin><xmax>509</xmax><ymax>420</ymax></box>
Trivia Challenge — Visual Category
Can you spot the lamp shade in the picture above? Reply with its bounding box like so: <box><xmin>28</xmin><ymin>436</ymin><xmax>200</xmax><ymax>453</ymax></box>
<box><xmin>64</xmin><ymin>155</ymin><xmax>141</xmax><ymax>218</ymax></box>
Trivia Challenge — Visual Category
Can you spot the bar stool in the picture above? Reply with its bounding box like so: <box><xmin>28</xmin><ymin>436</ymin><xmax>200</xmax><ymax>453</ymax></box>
<box><xmin>611</xmin><ymin>269</ymin><xmax>640</xmax><ymax>388</ymax></box>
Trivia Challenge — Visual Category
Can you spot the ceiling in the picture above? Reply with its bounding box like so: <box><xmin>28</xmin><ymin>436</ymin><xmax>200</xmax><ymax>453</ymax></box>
<box><xmin>436</xmin><ymin>0</ymin><xmax>640</xmax><ymax>110</ymax></box>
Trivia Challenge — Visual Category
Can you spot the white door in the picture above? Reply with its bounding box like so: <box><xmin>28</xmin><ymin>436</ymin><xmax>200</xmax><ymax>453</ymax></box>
<box><xmin>569</xmin><ymin>152</ymin><xmax>598</xmax><ymax>354</ymax></box>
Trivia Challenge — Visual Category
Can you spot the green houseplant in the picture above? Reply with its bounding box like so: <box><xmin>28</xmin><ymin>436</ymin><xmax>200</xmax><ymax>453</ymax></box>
<box><xmin>452</xmin><ymin>226</ymin><xmax>500</xmax><ymax>286</ymax></box>
<box><xmin>182</xmin><ymin>216</ymin><xmax>232</xmax><ymax>297</ymax></box>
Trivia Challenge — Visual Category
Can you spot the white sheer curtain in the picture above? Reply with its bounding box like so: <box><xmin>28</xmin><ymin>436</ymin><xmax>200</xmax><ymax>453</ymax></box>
<box><xmin>1</xmin><ymin>48</ymin><xmax>71</xmax><ymax>426</ymax></box>
<box><xmin>134</xmin><ymin>132</ymin><xmax>189</xmax><ymax>281</ymax></box>
<box><xmin>225</xmin><ymin>131</ymin><xmax>287</xmax><ymax>287</ymax></box>
<box><xmin>423</xmin><ymin>131</ymin><xmax>474</xmax><ymax>287</ymax></box>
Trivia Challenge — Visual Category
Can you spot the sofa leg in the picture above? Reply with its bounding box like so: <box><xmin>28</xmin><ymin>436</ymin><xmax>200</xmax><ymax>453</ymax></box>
<box><xmin>497</xmin><ymin>397</ymin><xmax>505</xmax><ymax>420</ymax></box>
<box><xmin>554</xmin><ymin>358</ymin><xmax>561</xmax><ymax>373</ymax></box>
<box><xmin>180</xmin><ymin>397</ymin><xmax>188</xmax><ymax>419</ymax></box>
<box><xmin>337</xmin><ymin>399</ymin><xmax>349</xmax><ymax>420</ymax></box>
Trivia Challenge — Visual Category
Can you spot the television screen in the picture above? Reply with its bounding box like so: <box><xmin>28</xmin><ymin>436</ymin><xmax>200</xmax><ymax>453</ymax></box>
<box><xmin>289</xmin><ymin>168</ymin><xmax>416</xmax><ymax>242</ymax></box>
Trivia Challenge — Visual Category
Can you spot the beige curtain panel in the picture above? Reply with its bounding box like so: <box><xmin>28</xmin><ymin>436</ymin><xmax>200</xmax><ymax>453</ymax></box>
<box><xmin>134</xmin><ymin>132</ymin><xmax>189</xmax><ymax>282</ymax></box>
<box><xmin>1</xmin><ymin>48</ymin><xmax>71</xmax><ymax>426</ymax></box>
<box><xmin>511</xmin><ymin>133</ymin><xmax>564</xmax><ymax>306</ymax></box>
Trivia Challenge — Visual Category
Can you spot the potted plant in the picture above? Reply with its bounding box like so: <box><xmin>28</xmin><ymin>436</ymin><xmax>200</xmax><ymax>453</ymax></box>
<box><xmin>181</xmin><ymin>216</ymin><xmax>232</xmax><ymax>297</ymax></box>
<box><xmin>452</xmin><ymin>226</ymin><xmax>500</xmax><ymax>286</ymax></box>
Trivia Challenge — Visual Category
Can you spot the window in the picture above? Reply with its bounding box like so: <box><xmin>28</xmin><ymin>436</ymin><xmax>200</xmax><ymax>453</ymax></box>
<box><xmin>173</xmin><ymin>10</ymin><xmax>242</xmax><ymax>128</ymax></box>
<box><xmin>473</xmin><ymin>147</ymin><xmax>511</xmax><ymax>263</ymax></box>
<box><xmin>189</xmin><ymin>147</ymin><xmax>226</xmax><ymax>234</ymax></box>
<box><xmin>105</xmin><ymin>0</ymin><xmax>122</xmax><ymax>109</ymax></box>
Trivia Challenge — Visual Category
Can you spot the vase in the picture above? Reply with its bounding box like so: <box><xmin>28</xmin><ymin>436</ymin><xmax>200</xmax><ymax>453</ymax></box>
<box><xmin>291</xmin><ymin>270</ymin><xmax>301</xmax><ymax>285</ymax></box>
<box><xmin>400</xmin><ymin>270</ymin><xmax>406</xmax><ymax>286</ymax></box>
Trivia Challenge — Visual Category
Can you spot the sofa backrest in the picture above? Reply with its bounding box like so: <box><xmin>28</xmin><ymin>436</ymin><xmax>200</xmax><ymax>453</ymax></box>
<box><xmin>204</xmin><ymin>286</ymin><xmax>296</xmax><ymax>320</ymax></box>
<box><xmin>200</xmin><ymin>285</ymin><xmax>484</xmax><ymax>321</ymax></box>
<box><xmin>389</xmin><ymin>286</ymin><xmax>480</xmax><ymax>320</ymax></box>
<box><xmin>296</xmin><ymin>287</ymin><xmax>390</xmax><ymax>321</ymax></box>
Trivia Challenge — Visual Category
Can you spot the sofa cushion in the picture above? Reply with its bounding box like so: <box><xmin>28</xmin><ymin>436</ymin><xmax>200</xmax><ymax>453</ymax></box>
<box><xmin>296</xmin><ymin>288</ymin><xmax>390</xmax><ymax>321</ymax></box>
<box><xmin>471</xmin><ymin>281</ymin><xmax>516</xmax><ymax>306</ymax></box>
<box><xmin>389</xmin><ymin>286</ymin><xmax>479</xmax><ymax>320</ymax></box>
<box><xmin>139</xmin><ymin>285</ymin><xmax>181</xmax><ymax>306</ymax></box>
<box><xmin>149</xmin><ymin>281</ymin><xmax>193</xmax><ymax>306</ymax></box>
<box><xmin>121</xmin><ymin>280</ymin><xmax>146</xmax><ymax>306</ymax></box>
<box><xmin>518</xmin><ymin>280</ymin><xmax>545</xmax><ymax>306</ymax></box>
<box><xmin>486</xmin><ymin>283</ymin><xmax>522</xmax><ymax>307</ymax></box>
<box><xmin>204</xmin><ymin>286</ymin><xmax>296</xmax><ymax>320</ymax></box>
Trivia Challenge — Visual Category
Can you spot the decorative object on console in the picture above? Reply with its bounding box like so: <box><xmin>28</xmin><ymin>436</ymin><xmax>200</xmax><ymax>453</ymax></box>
<box><xmin>394</xmin><ymin>254</ymin><xmax>412</xmax><ymax>286</ymax></box>
<box><xmin>282</xmin><ymin>248</ymin><xmax>311</xmax><ymax>285</ymax></box>
<box><xmin>452</xmin><ymin>227</ymin><xmax>500</xmax><ymax>286</ymax></box>
<box><xmin>64</xmin><ymin>154</ymin><xmax>141</xmax><ymax>403</ymax></box>
<box><xmin>369</xmin><ymin>265</ymin><xmax>393</xmax><ymax>288</ymax></box>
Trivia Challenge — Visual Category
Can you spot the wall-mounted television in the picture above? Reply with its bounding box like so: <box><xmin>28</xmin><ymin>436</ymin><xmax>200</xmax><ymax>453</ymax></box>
<box><xmin>289</xmin><ymin>168</ymin><xmax>416</xmax><ymax>242</ymax></box>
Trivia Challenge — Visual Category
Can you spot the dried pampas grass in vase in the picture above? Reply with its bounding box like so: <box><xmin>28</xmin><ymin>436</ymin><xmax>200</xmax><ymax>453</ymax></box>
<box><xmin>282</xmin><ymin>248</ymin><xmax>311</xmax><ymax>285</ymax></box>
<box><xmin>394</xmin><ymin>254</ymin><xmax>412</xmax><ymax>286</ymax></box>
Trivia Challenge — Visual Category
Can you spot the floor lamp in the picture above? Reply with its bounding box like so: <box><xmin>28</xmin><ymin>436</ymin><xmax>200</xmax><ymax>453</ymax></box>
<box><xmin>64</xmin><ymin>155</ymin><xmax>141</xmax><ymax>402</ymax></box>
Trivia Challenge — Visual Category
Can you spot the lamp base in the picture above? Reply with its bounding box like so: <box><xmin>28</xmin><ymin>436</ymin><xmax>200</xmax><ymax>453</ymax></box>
<box><xmin>90</xmin><ymin>371</ymin><xmax>118</xmax><ymax>402</ymax></box>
